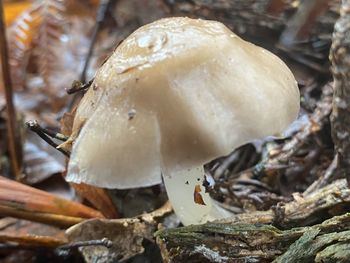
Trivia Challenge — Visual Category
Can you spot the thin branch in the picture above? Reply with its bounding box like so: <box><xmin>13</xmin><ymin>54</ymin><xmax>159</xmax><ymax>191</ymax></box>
<box><xmin>0</xmin><ymin>0</ymin><xmax>23</xmax><ymax>180</ymax></box>
<box><xmin>80</xmin><ymin>0</ymin><xmax>111</xmax><ymax>83</ymax></box>
<box><xmin>66</xmin><ymin>79</ymin><xmax>94</xmax><ymax>95</ymax></box>
<box><xmin>67</xmin><ymin>0</ymin><xmax>112</xmax><ymax>110</ymax></box>
<box><xmin>303</xmin><ymin>154</ymin><xmax>339</xmax><ymax>195</ymax></box>
<box><xmin>40</xmin><ymin>128</ymin><xmax>68</xmax><ymax>142</ymax></box>
<box><xmin>26</xmin><ymin>120</ymin><xmax>70</xmax><ymax>157</ymax></box>
<box><xmin>57</xmin><ymin>238</ymin><xmax>113</xmax><ymax>251</ymax></box>
<box><xmin>29</xmin><ymin>121</ymin><xmax>69</xmax><ymax>142</ymax></box>
<box><xmin>242</xmin><ymin>83</ymin><xmax>332</xmax><ymax>181</ymax></box>
<box><xmin>279</xmin><ymin>0</ymin><xmax>332</xmax><ymax>47</ymax></box>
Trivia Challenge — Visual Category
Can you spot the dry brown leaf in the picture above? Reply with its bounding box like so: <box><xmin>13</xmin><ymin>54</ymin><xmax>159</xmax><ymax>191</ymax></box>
<box><xmin>70</xmin><ymin>182</ymin><xmax>119</xmax><ymax>219</ymax></box>
<box><xmin>66</xmin><ymin>202</ymin><xmax>172</xmax><ymax>262</ymax></box>
<box><xmin>0</xmin><ymin>217</ymin><xmax>67</xmax><ymax>248</ymax></box>
<box><xmin>0</xmin><ymin>176</ymin><xmax>103</xmax><ymax>219</ymax></box>
<box><xmin>4</xmin><ymin>1</ymin><xmax>31</xmax><ymax>26</ymax></box>
<box><xmin>23</xmin><ymin>131</ymin><xmax>65</xmax><ymax>184</ymax></box>
<box><xmin>67</xmin><ymin>218</ymin><xmax>153</xmax><ymax>262</ymax></box>
<box><xmin>60</xmin><ymin>111</ymin><xmax>75</xmax><ymax>137</ymax></box>
<box><xmin>194</xmin><ymin>184</ymin><xmax>206</xmax><ymax>206</ymax></box>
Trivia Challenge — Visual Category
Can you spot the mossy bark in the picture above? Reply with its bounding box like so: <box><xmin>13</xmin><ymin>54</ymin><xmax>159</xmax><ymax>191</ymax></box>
<box><xmin>157</xmin><ymin>213</ymin><xmax>350</xmax><ymax>262</ymax></box>
<box><xmin>330</xmin><ymin>0</ymin><xmax>350</xmax><ymax>183</ymax></box>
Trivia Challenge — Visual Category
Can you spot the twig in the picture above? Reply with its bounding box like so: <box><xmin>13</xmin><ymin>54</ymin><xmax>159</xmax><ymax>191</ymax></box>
<box><xmin>41</xmin><ymin>128</ymin><xmax>68</xmax><ymax>142</ymax></box>
<box><xmin>0</xmin><ymin>0</ymin><xmax>23</xmax><ymax>180</ymax></box>
<box><xmin>213</xmin><ymin>151</ymin><xmax>239</xmax><ymax>179</ymax></box>
<box><xmin>211</xmin><ymin>63</ymin><xmax>332</xmax><ymax>210</ymax></box>
<box><xmin>253</xmin><ymin>83</ymin><xmax>333</xmax><ymax>179</ymax></box>
<box><xmin>57</xmin><ymin>238</ymin><xmax>113</xmax><ymax>251</ymax></box>
<box><xmin>26</xmin><ymin>120</ymin><xmax>68</xmax><ymax>141</ymax></box>
<box><xmin>279</xmin><ymin>0</ymin><xmax>332</xmax><ymax>47</ymax></box>
<box><xmin>277</xmin><ymin>47</ymin><xmax>330</xmax><ymax>73</ymax></box>
<box><xmin>31</xmin><ymin>122</ymin><xmax>68</xmax><ymax>141</ymax></box>
<box><xmin>218</xmin><ymin>179</ymin><xmax>350</xmax><ymax>227</ymax></box>
<box><xmin>303</xmin><ymin>154</ymin><xmax>338</xmax><ymax>195</ymax></box>
<box><xmin>215</xmin><ymin>83</ymin><xmax>332</xmax><ymax>199</ymax></box>
<box><xmin>66</xmin><ymin>79</ymin><xmax>94</xmax><ymax>95</ymax></box>
<box><xmin>81</xmin><ymin>0</ymin><xmax>111</xmax><ymax>83</ymax></box>
<box><xmin>68</xmin><ymin>0</ymin><xmax>112</xmax><ymax>110</ymax></box>
<box><xmin>26</xmin><ymin>120</ymin><xmax>70</xmax><ymax>157</ymax></box>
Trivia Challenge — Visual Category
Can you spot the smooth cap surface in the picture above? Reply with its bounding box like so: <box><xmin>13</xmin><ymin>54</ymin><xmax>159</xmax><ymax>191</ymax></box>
<box><xmin>66</xmin><ymin>17</ymin><xmax>300</xmax><ymax>188</ymax></box>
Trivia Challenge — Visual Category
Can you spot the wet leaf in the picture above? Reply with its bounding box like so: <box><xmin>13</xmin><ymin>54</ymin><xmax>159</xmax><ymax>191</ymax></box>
<box><xmin>4</xmin><ymin>1</ymin><xmax>31</xmax><ymax>26</ymax></box>
<box><xmin>67</xmin><ymin>218</ymin><xmax>153</xmax><ymax>262</ymax></box>
<box><xmin>70</xmin><ymin>182</ymin><xmax>119</xmax><ymax>219</ymax></box>
<box><xmin>23</xmin><ymin>132</ymin><xmax>65</xmax><ymax>184</ymax></box>
<box><xmin>66</xmin><ymin>202</ymin><xmax>172</xmax><ymax>262</ymax></box>
<box><xmin>194</xmin><ymin>184</ymin><xmax>206</xmax><ymax>205</ymax></box>
<box><xmin>0</xmin><ymin>217</ymin><xmax>67</xmax><ymax>248</ymax></box>
<box><xmin>0</xmin><ymin>176</ymin><xmax>103</xmax><ymax>219</ymax></box>
<box><xmin>60</xmin><ymin>111</ymin><xmax>75</xmax><ymax>137</ymax></box>
<box><xmin>35</xmin><ymin>174</ymin><xmax>76</xmax><ymax>201</ymax></box>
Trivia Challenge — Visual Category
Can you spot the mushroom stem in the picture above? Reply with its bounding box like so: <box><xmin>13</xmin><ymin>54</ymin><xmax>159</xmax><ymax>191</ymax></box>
<box><xmin>162</xmin><ymin>166</ymin><xmax>232</xmax><ymax>226</ymax></box>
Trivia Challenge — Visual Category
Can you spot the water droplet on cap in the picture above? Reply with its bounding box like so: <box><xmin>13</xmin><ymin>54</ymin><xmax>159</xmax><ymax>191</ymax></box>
<box><xmin>136</xmin><ymin>32</ymin><xmax>167</xmax><ymax>52</ymax></box>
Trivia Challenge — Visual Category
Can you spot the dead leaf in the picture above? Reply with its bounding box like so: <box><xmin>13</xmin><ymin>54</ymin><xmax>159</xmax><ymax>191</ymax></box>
<box><xmin>194</xmin><ymin>184</ymin><xmax>206</xmax><ymax>205</ymax></box>
<box><xmin>60</xmin><ymin>111</ymin><xmax>75</xmax><ymax>137</ymax></box>
<box><xmin>0</xmin><ymin>217</ymin><xmax>67</xmax><ymax>248</ymax></box>
<box><xmin>57</xmin><ymin>109</ymin><xmax>77</xmax><ymax>152</ymax></box>
<box><xmin>4</xmin><ymin>1</ymin><xmax>31</xmax><ymax>26</ymax></box>
<box><xmin>0</xmin><ymin>176</ymin><xmax>103</xmax><ymax>219</ymax></box>
<box><xmin>23</xmin><ymin>131</ymin><xmax>65</xmax><ymax>184</ymax></box>
<box><xmin>70</xmin><ymin>182</ymin><xmax>119</xmax><ymax>219</ymax></box>
<box><xmin>66</xmin><ymin>201</ymin><xmax>172</xmax><ymax>262</ymax></box>
<box><xmin>66</xmin><ymin>218</ymin><xmax>153</xmax><ymax>262</ymax></box>
<box><xmin>35</xmin><ymin>174</ymin><xmax>76</xmax><ymax>201</ymax></box>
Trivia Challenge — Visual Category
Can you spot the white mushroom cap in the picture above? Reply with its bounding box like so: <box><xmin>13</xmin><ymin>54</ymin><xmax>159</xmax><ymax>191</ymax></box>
<box><xmin>66</xmin><ymin>17</ymin><xmax>299</xmax><ymax>190</ymax></box>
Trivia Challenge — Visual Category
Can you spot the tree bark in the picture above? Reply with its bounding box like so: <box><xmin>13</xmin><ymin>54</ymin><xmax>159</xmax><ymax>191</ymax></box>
<box><xmin>157</xmin><ymin>180</ymin><xmax>350</xmax><ymax>262</ymax></box>
<box><xmin>157</xmin><ymin>212</ymin><xmax>350</xmax><ymax>262</ymax></box>
<box><xmin>330</xmin><ymin>0</ymin><xmax>350</xmax><ymax>183</ymax></box>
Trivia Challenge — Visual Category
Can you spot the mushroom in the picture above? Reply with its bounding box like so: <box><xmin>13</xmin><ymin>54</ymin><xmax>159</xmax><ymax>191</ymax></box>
<box><xmin>65</xmin><ymin>17</ymin><xmax>300</xmax><ymax>225</ymax></box>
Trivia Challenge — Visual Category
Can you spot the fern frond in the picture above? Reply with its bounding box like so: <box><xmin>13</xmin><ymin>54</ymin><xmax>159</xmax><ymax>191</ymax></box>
<box><xmin>8</xmin><ymin>4</ymin><xmax>41</xmax><ymax>90</ymax></box>
<box><xmin>32</xmin><ymin>0</ymin><xmax>66</xmax><ymax>92</ymax></box>
<box><xmin>8</xmin><ymin>0</ymin><xmax>67</xmax><ymax>93</ymax></box>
